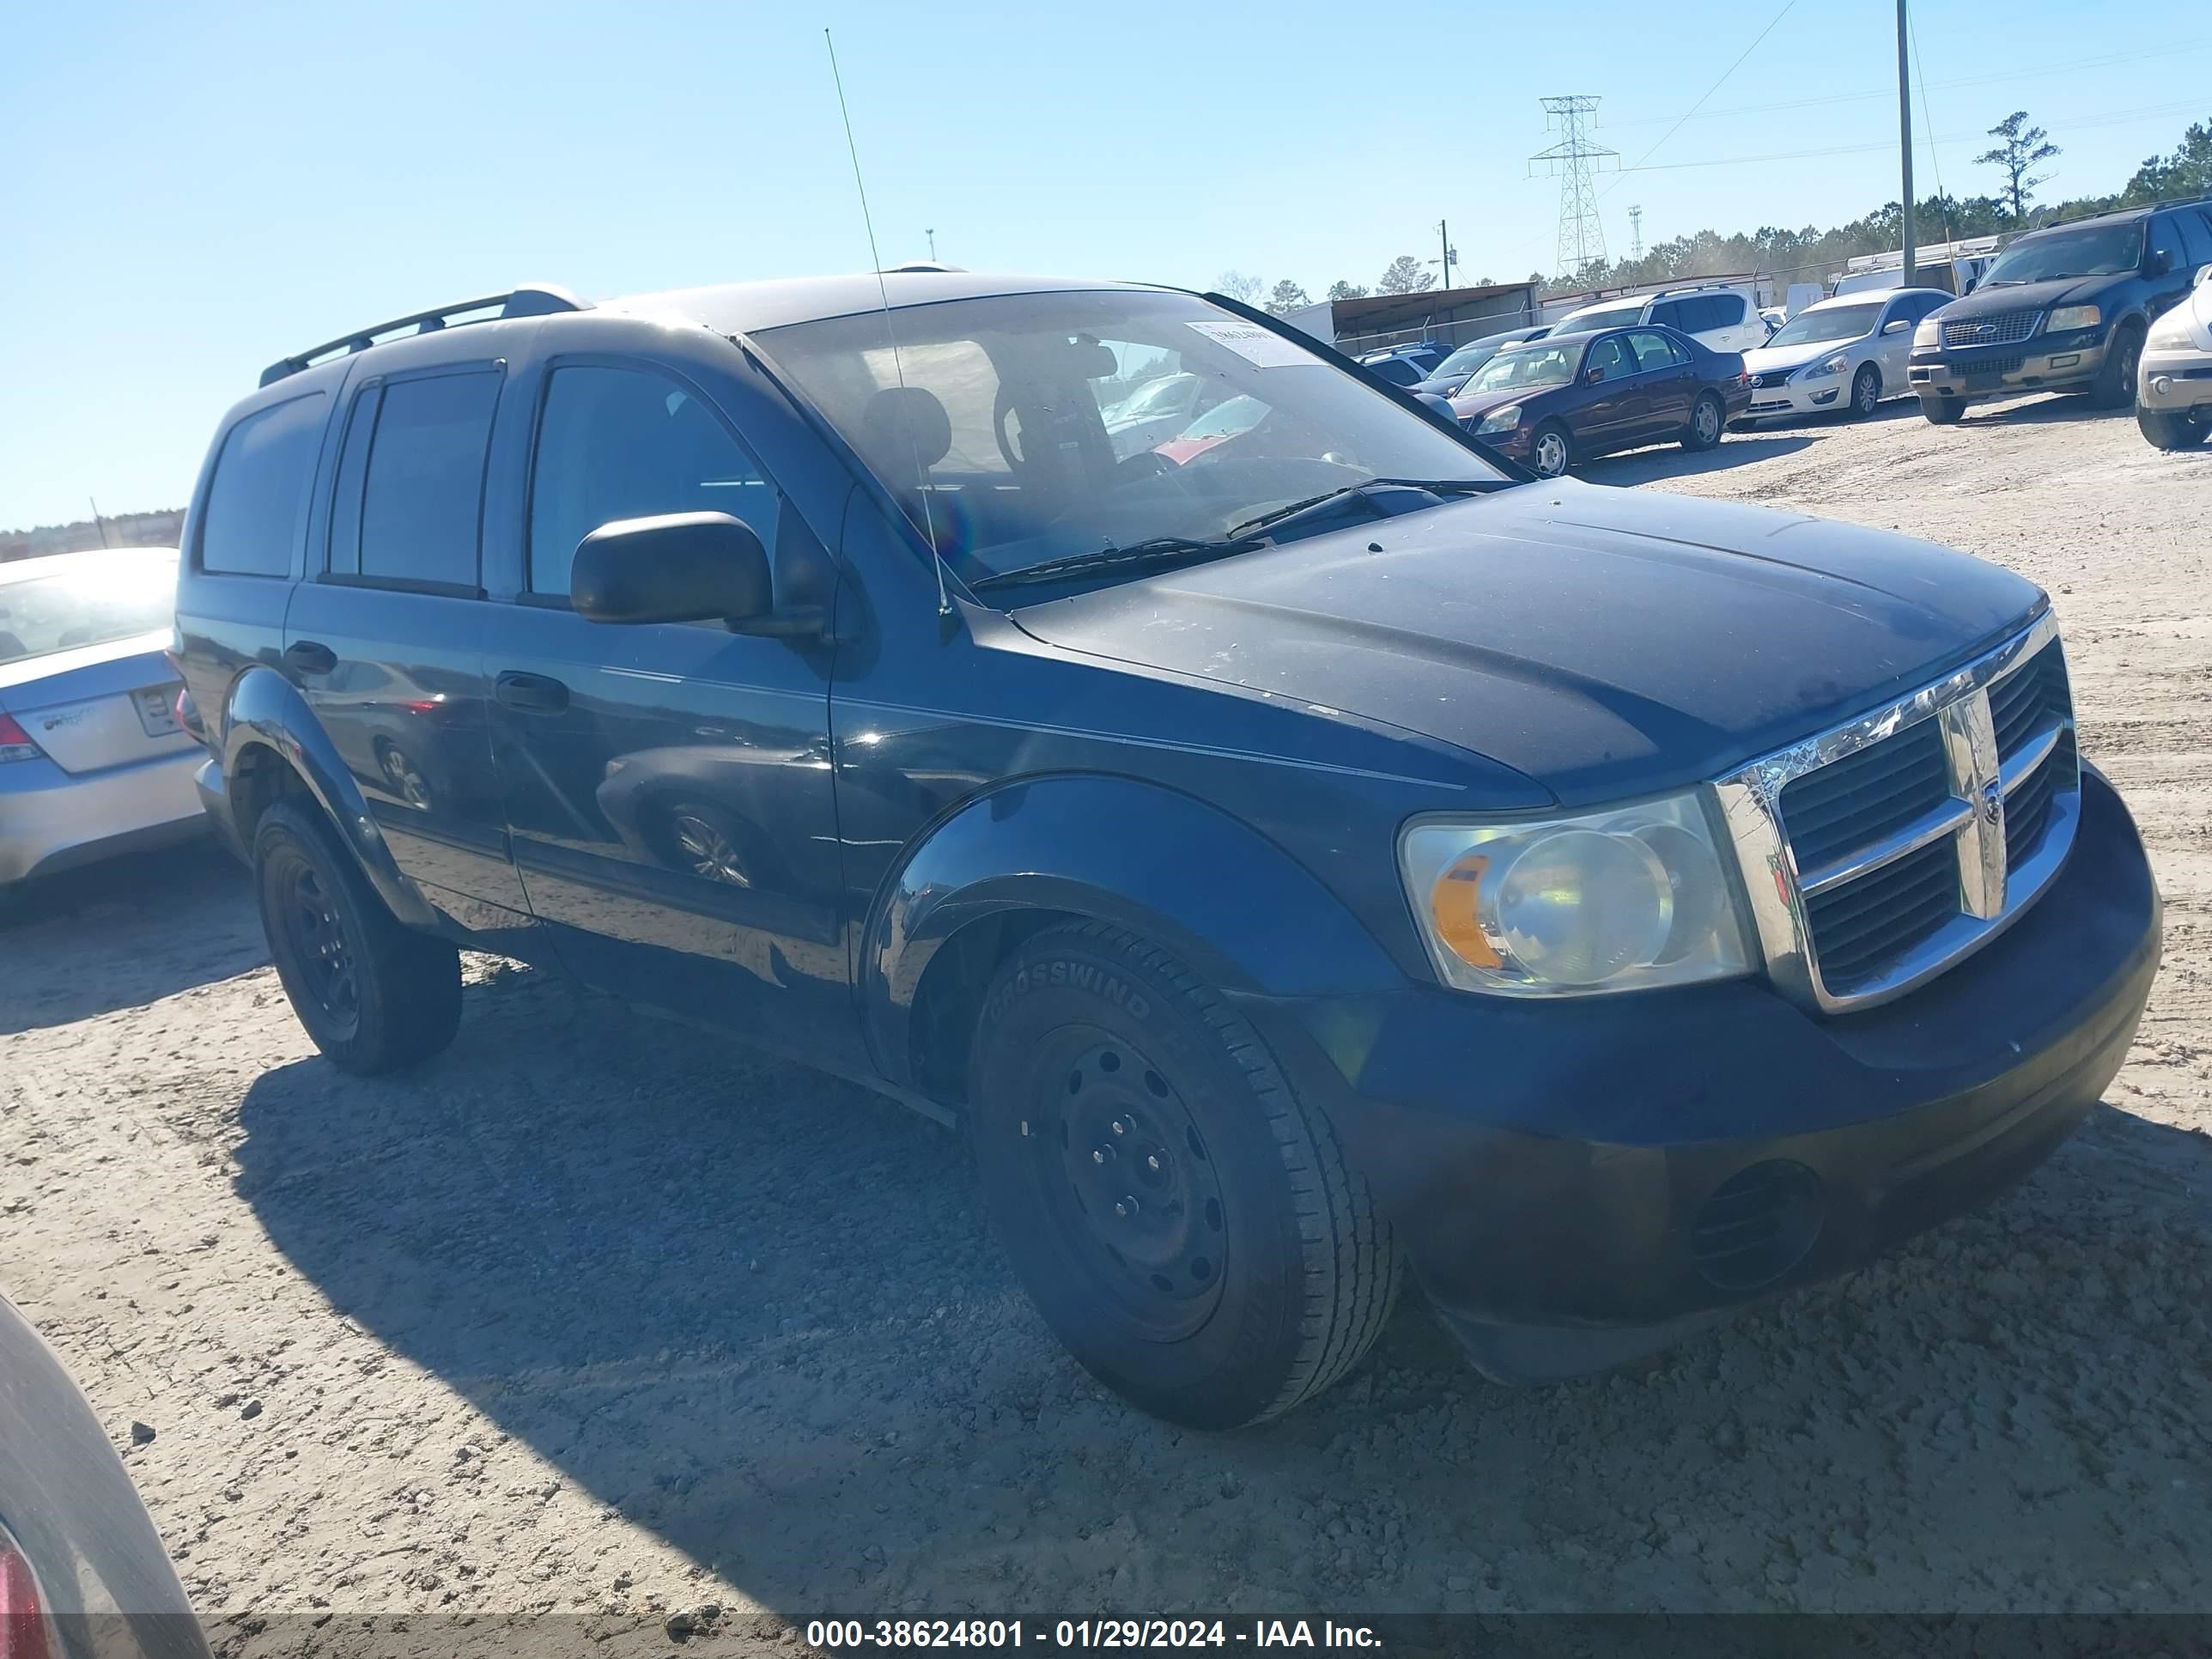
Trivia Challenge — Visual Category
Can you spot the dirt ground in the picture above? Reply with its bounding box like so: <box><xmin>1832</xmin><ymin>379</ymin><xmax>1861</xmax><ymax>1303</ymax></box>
<box><xmin>4</xmin><ymin>392</ymin><xmax>2209</xmax><ymax>1656</ymax></box>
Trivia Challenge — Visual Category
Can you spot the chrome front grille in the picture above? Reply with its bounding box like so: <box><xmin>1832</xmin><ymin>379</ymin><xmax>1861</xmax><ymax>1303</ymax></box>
<box><xmin>1714</xmin><ymin>616</ymin><xmax>2080</xmax><ymax>1012</ymax></box>
<box><xmin>1942</xmin><ymin>310</ymin><xmax>2041</xmax><ymax>348</ymax></box>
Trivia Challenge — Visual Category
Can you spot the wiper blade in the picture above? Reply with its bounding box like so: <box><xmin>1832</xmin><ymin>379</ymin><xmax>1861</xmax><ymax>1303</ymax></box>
<box><xmin>969</xmin><ymin>535</ymin><xmax>1263</xmax><ymax>592</ymax></box>
<box><xmin>1227</xmin><ymin>477</ymin><xmax>1495</xmax><ymax>540</ymax></box>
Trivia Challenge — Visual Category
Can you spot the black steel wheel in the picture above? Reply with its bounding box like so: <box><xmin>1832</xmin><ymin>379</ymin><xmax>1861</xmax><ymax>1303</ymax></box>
<box><xmin>253</xmin><ymin>799</ymin><xmax>461</xmax><ymax>1074</ymax></box>
<box><xmin>968</xmin><ymin>921</ymin><xmax>1401</xmax><ymax>1429</ymax></box>
<box><xmin>2092</xmin><ymin>321</ymin><xmax>2145</xmax><ymax>409</ymax></box>
<box><xmin>2138</xmin><ymin>404</ymin><xmax>2211</xmax><ymax>451</ymax></box>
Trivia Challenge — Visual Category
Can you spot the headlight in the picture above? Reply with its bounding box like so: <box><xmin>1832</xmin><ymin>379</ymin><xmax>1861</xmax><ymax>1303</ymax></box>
<box><xmin>1400</xmin><ymin>793</ymin><xmax>1753</xmax><ymax>998</ymax></box>
<box><xmin>1475</xmin><ymin>404</ymin><xmax>1524</xmax><ymax>435</ymax></box>
<box><xmin>1798</xmin><ymin>352</ymin><xmax>1850</xmax><ymax>380</ymax></box>
<box><xmin>2146</xmin><ymin>307</ymin><xmax>2197</xmax><ymax>349</ymax></box>
<box><xmin>2047</xmin><ymin>304</ymin><xmax>2100</xmax><ymax>334</ymax></box>
<box><xmin>1914</xmin><ymin>318</ymin><xmax>1942</xmax><ymax>349</ymax></box>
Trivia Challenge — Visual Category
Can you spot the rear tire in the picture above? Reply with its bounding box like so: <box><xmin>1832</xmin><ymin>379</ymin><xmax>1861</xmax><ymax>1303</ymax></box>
<box><xmin>253</xmin><ymin>799</ymin><xmax>461</xmax><ymax>1074</ymax></box>
<box><xmin>1682</xmin><ymin>392</ymin><xmax>1725</xmax><ymax>452</ymax></box>
<box><xmin>967</xmin><ymin>921</ymin><xmax>1401</xmax><ymax>1429</ymax></box>
<box><xmin>2137</xmin><ymin>405</ymin><xmax>2210</xmax><ymax>450</ymax></box>
<box><xmin>2092</xmin><ymin>321</ymin><xmax>2146</xmax><ymax>410</ymax></box>
<box><xmin>1921</xmin><ymin>394</ymin><xmax>1965</xmax><ymax>426</ymax></box>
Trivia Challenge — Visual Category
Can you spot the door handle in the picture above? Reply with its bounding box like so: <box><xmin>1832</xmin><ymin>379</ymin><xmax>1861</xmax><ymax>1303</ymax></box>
<box><xmin>283</xmin><ymin>640</ymin><xmax>337</xmax><ymax>676</ymax></box>
<box><xmin>495</xmin><ymin>671</ymin><xmax>570</xmax><ymax>714</ymax></box>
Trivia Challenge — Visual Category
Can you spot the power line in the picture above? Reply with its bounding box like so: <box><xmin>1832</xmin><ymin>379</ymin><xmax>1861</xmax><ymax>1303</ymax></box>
<box><xmin>1599</xmin><ymin>40</ymin><xmax>2212</xmax><ymax>131</ymax></box>
<box><xmin>1600</xmin><ymin>0</ymin><xmax>1800</xmax><ymax>196</ymax></box>
<box><xmin>1909</xmin><ymin>3</ymin><xmax>1950</xmax><ymax>244</ymax></box>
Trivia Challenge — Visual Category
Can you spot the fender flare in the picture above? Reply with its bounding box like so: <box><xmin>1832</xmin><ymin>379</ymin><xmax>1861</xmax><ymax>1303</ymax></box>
<box><xmin>861</xmin><ymin>774</ymin><xmax>1405</xmax><ymax>1091</ymax></box>
<box><xmin>220</xmin><ymin>662</ymin><xmax>441</xmax><ymax>931</ymax></box>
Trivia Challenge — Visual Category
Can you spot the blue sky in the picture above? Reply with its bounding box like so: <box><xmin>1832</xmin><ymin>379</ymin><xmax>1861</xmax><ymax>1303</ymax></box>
<box><xmin>4</xmin><ymin>0</ymin><xmax>2204</xmax><ymax>527</ymax></box>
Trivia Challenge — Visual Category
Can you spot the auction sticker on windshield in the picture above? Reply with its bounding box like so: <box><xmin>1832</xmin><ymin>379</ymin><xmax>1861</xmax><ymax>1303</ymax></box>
<box><xmin>1184</xmin><ymin>319</ymin><xmax>1315</xmax><ymax>368</ymax></box>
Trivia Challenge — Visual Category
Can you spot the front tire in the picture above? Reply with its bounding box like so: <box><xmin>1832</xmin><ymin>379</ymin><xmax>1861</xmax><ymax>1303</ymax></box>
<box><xmin>2137</xmin><ymin>405</ymin><xmax>2210</xmax><ymax>450</ymax></box>
<box><xmin>1849</xmin><ymin>363</ymin><xmax>1881</xmax><ymax>418</ymax></box>
<box><xmin>2093</xmin><ymin>322</ymin><xmax>2146</xmax><ymax>410</ymax></box>
<box><xmin>1682</xmin><ymin>392</ymin><xmax>1725</xmax><ymax>452</ymax></box>
<box><xmin>967</xmin><ymin>922</ymin><xmax>1401</xmax><ymax>1429</ymax></box>
<box><xmin>254</xmin><ymin>799</ymin><xmax>461</xmax><ymax>1074</ymax></box>
<box><xmin>1529</xmin><ymin>421</ymin><xmax>1573</xmax><ymax>478</ymax></box>
<box><xmin>1921</xmin><ymin>394</ymin><xmax>1965</xmax><ymax>425</ymax></box>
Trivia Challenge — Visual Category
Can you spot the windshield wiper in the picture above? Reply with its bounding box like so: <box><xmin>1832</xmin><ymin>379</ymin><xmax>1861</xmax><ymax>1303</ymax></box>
<box><xmin>1227</xmin><ymin>477</ymin><xmax>1496</xmax><ymax>540</ymax></box>
<box><xmin>969</xmin><ymin>535</ymin><xmax>1264</xmax><ymax>592</ymax></box>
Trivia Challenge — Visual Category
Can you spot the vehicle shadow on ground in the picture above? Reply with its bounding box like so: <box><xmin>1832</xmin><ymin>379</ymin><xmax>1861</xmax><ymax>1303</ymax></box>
<box><xmin>0</xmin><ymin>841</ymin><xmax>262</xmax><ymax>1036</ymax></box>
<box><xmin>1963</xmin><ymin>392</ymin><xmax>2132</xmax><ymax>426</ymax></box>
<box><xmin>1580</xmin><ymin>433</ymin><xmax>1818</xmax><ymax>487</ymax></box>
<box><xmin>231</xmin><ymin>965</ymin><xmax>2212</xmax><ymax>1618</ymax></box>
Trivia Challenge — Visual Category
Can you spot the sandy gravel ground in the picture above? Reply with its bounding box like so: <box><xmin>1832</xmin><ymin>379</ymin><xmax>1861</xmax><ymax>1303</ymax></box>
<box><xmin>3</xmin><ymin>392</ymin><xmax>2209</xmax><ymax>1655</ymax></box>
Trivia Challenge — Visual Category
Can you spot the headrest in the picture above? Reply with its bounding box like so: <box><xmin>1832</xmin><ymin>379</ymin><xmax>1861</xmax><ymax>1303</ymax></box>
<box><xmin>859</xmin><ymin>385</ymin><xmax>954</xmax><ymax>476</ymax></box>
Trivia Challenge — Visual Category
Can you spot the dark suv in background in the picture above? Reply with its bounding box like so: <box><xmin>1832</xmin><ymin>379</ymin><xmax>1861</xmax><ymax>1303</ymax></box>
<box><xmin>174</xmin><ymin>271</ymin><xmax>2158</xmax><ymax>1430</ymax></box>
<box><xmin>1910</xmin><ymin>199</ymin><xmax>2212</xmax><ymax>421</ymax></box>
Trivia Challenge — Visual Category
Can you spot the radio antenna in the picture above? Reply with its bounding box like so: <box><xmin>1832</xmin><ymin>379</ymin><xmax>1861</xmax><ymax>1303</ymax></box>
<box><xmin>826</xmin><ymin>28</ymin><xmax>951</xmax><ymax>618</ymax></box>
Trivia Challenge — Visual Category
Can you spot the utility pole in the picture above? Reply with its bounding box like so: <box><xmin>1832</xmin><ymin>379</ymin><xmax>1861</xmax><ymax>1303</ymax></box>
<box><xmin>926</xmin><ymin>228</ymin><xmax>938</xmax><ymax>261</ymax></box>
<box><xmin>88</xmin><ymin>497</ymin><xmax>111</xmax><ymax>549</ymax></box>
<box><xmin>1897</xmin><ymin>0</ymin><xmax>1916</xmax><ymax>284</ymax></box>
<box><xmin>1436</xmin><ymin>219</ymin><xmax>1457</xmax><ymax>287</ymax></box>
<box><xmin>1628</xmin><ymin>205</ymin><xmax>1644</xmax><ymax>261</ymax></box>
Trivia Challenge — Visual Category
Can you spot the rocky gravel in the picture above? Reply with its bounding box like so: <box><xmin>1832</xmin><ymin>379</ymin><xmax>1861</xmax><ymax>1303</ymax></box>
<box><xmin>3</xmin><ymin>392</ymin><xmax>2209</xmax><ymax>1655</ymax></box>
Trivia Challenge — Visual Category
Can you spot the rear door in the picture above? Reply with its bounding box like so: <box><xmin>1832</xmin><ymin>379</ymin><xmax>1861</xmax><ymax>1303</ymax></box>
<box><xmin>282</xmin><ymin>363</ymin><xmax>532</xmax><ymax>931</ymax></box>
<box><xmin>482</xmin><ymin>358</ymin><xmax>848</xmax><ymax>1056</ymax></box>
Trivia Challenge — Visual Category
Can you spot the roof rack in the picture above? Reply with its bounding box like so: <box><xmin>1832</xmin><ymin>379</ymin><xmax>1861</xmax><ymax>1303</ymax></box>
<box><xmin>258</xmin><ymin>283</ymin><xmax>591</xmax><ymax>388</ymax></box>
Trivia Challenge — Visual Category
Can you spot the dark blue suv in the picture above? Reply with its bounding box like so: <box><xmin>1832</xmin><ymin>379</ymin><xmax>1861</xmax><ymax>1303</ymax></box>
<box><xmin>174</xmin><ymin>271</ymin><xmax>2160</xmax><ymax>1428</ymax></box>
<box><xmin>1910</xmin><ymin>199</ymin><xmax>2212</xmax><ymax>420</ymax></box>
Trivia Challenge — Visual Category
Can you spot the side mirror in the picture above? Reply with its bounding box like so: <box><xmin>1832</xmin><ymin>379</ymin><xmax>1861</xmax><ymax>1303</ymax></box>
<box><xmin>1583</xmin><ymin>366</ymin><xmax>1606</xmax><ymax>384</ymax></box>
<box><xmin>571</xmin><ymin>512</ymin><xmax>771</xmax><ymax>627</ymax></box>
<box><xmin>2151</xmin><ymin>247</ymin><xmax>2178</xmax><ymax>276</ymax></box>
<box><xmin>1882</xmin><ymin>318</ymin><xmax>1911</xmax><ymax>335</ymax></box>
<box><xmin>1413</xmin><ymin>392</ymin><xmax>1456</xmax><ymax>419</ymax></box>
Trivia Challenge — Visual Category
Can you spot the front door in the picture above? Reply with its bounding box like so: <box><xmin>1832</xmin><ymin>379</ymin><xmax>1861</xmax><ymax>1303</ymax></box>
<box><xmin>483</xmin><ymin>361</ymin><xmax>849</xmax><ymax>1056</ymax></box>
<box><xmin>1623</xmin><ymin>330</ymin><xmax>1696</xmax><ymax>441</ymax></box>
<box><xmin>1575</xmin><ymin>333</ymin><xmax>1644</xmax><ymax>451</ymax></box>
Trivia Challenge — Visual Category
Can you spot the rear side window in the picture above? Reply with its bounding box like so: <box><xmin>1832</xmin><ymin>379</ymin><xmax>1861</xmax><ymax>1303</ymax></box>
<box><xmin>198</xmin><ymin>392</ymin><xmax>327</xmax><ymax>576</ymax></box>
<box><xmin>527</xmin><ymin>364</ymin><xmax>781</xmax><ymax>597</ymax></box>
<box><xmin>1647</xmin><ymin>299</ymin><xmax>1686</xmax><ymax>331</ymax></box>
<box><xmin>354</xmin><ymin>370</ymin><xmax>501</xmax><ymax>592</ymax></box>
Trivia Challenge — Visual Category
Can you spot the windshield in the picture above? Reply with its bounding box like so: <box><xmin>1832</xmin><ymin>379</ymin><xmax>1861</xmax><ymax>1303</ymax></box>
<box><xmin>1765</xmin><ymin>302</ymin><xmax>1883</xmax><ymax>349</ymax></box>
<box><xmin>1466</xmin><ymin>341</ymin><xmax>1582</xmax><ymax>393</ymax></box>
<box><xmin>0</xmin><ymin>551</ymin><xmax>176</xmax><ymax>667</ymax></box>
<box><xmin>1984</xmin><ymin>222</ymin><xmax>2145</xmax><ymax>285</ymax></box>
<box><xmin>1559</xmin><ymin>304</ymin><xmax>1641</xmax><ymax>334</ymax></box>
<box><xmin>756</xmin><ymin>290</ymin><xmax>1506</xmax><ymax>587</ymax></box>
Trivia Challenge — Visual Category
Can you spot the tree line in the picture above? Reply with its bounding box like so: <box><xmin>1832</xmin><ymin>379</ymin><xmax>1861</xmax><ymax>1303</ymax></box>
<box><xmin>1222</xmin><ymin>108</ymin><xmax>2210</xmax><ymax>313</ymax></box>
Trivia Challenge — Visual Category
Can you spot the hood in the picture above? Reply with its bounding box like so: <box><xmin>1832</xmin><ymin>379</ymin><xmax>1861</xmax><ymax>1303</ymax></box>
<box><xmin>1742</xmin><ymin>342</ymin><xmax>1840</xmax><ymax>376</ymax></box>
<box><xmin>1008</xmin><ymin>482</ymin><xmax>2043</xmax><ymax>805</ymax></box>
<box><xmin>1448</xmin><ymin>384</ymin><xmax>1562</xmax><ymax>422</ymax></box>
<box><xmin>1944</xmin><ymin>274</ymin><xmax>2112</xmax><ymax>318</ymax></box>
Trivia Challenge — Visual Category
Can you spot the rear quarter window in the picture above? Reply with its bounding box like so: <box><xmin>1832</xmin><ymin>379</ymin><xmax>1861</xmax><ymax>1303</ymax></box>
<box><xmin>198</xmin><ymin>392</ymin><xmax>328</xmax><ymax>577</ymax></box>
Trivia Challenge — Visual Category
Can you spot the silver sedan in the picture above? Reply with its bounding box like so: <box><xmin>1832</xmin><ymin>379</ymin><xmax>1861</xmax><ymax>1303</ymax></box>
<box><xmin>2139</xmin><ymin>259</ymin><xmax>2212</xmax><ymax>450</ymax></box>
<box><xmin>0</xmin><ymin>549</ymin><xmax>206</xmax><ymax>898</ymax></box>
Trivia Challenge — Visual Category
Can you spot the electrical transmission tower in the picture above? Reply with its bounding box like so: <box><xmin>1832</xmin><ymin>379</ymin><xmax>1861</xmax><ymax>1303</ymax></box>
<box><xmin>1529</xmin><ymin>96</ymin><xmax>1617</xmax><ymax>280</ymax></box>
<box><xmin>1627</xmin><ymin>205</ymin><xmax>1644</xmax><ymax>261</ymax></box>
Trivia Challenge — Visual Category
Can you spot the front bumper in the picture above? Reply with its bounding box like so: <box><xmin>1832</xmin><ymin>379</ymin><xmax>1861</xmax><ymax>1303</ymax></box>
<box><xmin>1909</xmin><ymin>335</ymin><xmax>2106</xmax><ymax>400</ymax></box>
<box><xmin>2137</xmin><ymin>344</ymin><xmax>2212</xmax><ymax>412</ymax></box>
<box><xmin>0</xmin><ymin>749</ymin><xmax>207</xmax><ymax>885</ymax></box>
<box><xmin>1240</xmin><ymin>766</ymin><xmax>2159</xmax><ymax>1378</ymax></box>
<box><xmin>1743</xmin><ymin>371</ymin><xmax>1846</xmax><ymax>417</ymax></box>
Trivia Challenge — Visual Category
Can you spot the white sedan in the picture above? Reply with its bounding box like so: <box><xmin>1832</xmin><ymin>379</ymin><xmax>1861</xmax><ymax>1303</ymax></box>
<box><xmin>1740</xmin><ymin>289</ymin><xmax>1953</xmax><ymax>422</ymax></box>
<box><xmin>0</xmin><ymin>548</ymin><xmax>206</xmax><ymax>902</ymax></box>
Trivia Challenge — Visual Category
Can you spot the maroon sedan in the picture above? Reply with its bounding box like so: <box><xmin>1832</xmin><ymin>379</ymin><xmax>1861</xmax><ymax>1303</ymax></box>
<box><xmin>1449</xmin><ymin>325</ymin><xmax>1752</xmax><ymax>478</ymax></box>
